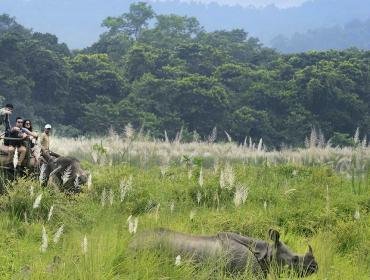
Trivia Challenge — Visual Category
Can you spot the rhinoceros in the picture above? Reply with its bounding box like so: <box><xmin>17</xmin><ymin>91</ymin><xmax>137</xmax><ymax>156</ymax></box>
<box><xmin>131</xmin><ymin>228</ymin><xmax>318</xmax><ymax>278</ymax></box>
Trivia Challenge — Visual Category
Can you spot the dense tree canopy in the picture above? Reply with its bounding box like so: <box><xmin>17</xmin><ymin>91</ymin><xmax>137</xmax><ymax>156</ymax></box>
<box><xmin>1</xmin><ymin>3</ymin><xmax>369</xmax><ymax>146</ymax></box>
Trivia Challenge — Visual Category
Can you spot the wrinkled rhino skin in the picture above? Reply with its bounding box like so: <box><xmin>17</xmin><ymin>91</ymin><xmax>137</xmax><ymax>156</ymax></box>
<box><xmin>131</xmin><ymin>228</ymin><xmax>318</xmax><ymax>278</ymax></box>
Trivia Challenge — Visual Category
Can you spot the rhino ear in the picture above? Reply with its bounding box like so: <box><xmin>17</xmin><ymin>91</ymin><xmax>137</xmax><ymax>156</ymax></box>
<box><xmin>307</xmin><ymin>245</ymin><xmax>313</xmax><ymax>255</ymax></box>
<box><xmin>268</xmin><ymin>229</ymin><xmax>280</xmax><ymax>244</ymax></box>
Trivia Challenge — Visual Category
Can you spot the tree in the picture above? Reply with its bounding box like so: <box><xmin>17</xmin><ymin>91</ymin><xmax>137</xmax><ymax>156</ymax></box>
<box><xmin>140</xmin><ymin>14</ymin><xmax>202</xmax><ymax>49</ymax></box>
<box><xmin>102</xmin><ymin>2</ymin><xmax>154</xmax><ymax>39</ymax></box>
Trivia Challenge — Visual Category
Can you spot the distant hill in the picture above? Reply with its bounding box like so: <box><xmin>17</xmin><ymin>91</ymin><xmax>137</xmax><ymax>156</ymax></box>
<box><xmin>271</xmin><ymin>18</ymin><xmax>370</xmax><ymax>53</ymax></box>
<box><xmin>1</xmin><ymin>0</ymin><xmax>370</xmax><ymax>50</ymax></box>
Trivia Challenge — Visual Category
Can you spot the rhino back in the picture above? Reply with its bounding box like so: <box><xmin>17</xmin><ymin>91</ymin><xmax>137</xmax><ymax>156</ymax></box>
<box><xmin>162</xmin><ymin>230</ymin><xmax>223</xmax><ymax>260</ymax></box>
<box><xmin>131</xmin><ymin>229</ymin><xmax>265</xmax><ymax>278</ymax></box>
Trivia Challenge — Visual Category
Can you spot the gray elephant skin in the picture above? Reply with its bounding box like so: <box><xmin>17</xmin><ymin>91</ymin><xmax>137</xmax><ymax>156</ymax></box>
<box><xmin>42</xmin><ymin>156</ymin><xmax>88</xmax><ymax>193</ymax></box>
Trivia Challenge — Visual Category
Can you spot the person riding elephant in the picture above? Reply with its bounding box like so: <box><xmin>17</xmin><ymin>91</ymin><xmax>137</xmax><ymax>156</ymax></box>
<box><xmin>22</xmin><ymin>119</ymin><xmax>39</xmax><ymax>168</ymax></box>
<box><xmin>39</xmin><ymin>124</ymin><xmax>60</xmax><ymax>159</ymax></box>
<box><xmin>0</xmin><ymin>104</ymin><xmax>15</xmax><ymax>165</ymax></box>
<box><xmin>3</xmin><ymin>117</ymin><xmax>28</xmax><ymax>171</ymax></box>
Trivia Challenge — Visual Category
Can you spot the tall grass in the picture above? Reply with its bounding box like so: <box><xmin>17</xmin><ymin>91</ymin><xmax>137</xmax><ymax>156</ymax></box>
<box><xmin>0</xmin><ymin>135</ymin><xmax>369</xmax><ymax>279</ymax></box>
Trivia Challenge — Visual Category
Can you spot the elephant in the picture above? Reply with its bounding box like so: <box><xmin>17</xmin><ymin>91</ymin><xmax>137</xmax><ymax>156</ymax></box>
<box><xmin>131</xmin><ymin>228</ymin><xmax>318</xmax><ymax>278</ymax></box>
<box><xmin>41</xmin><ymin>155</ymin><xmax>88</xmax><ymax>193</ymax></box>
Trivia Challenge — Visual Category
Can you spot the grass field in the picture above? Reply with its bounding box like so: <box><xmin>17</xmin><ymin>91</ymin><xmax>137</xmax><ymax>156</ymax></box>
<box><xmin>0</xmin><ymin>136</ymin><xmax>369</xmax><ymax>279</ymax></box>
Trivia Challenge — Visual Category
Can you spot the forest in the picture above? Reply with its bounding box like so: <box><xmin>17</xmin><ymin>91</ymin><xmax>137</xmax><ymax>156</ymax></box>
<box><xmin>271</xmin><ymin>18</ymin><xmax>370</xmax><ymax>53</ymax></box>
<box><xmin>1</xmin><ymin>2</ymin><xmax>370</xmax><ymax>147</ymax></box>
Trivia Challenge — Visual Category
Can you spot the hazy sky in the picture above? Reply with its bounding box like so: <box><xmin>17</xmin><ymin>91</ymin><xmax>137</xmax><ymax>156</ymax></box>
<box><xmin>158</xmin><ymin>0</ymin><xmax>310</xmax><ymax>8</ymax></box>
<box><xmin>19</xmin><ymin>0</ymin><xmax>309</xmax><ymax>8</ymax></box>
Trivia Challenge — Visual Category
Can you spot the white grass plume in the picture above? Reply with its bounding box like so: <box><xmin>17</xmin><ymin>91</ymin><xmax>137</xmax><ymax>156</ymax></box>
<box><xmin>160</xmin><ymin>164</ymin><xmax>169</xmax><ymax>177</ymax></box>
<box><xmin>175</xmin><ymin>255</ymin><xmax>181</xmax><ymax>266</ymax></box>
<box><xmin>198</xmin><ymin>167</ymin><xmax>204</xmax><ymax>187</ymax></box>
<box><xmin>224</xmin><ymin>131</ymin><xmax>232</xmax><ymax>142</ymax></box>
<box><xmin>91</xmin><ymin>151</ymin><xmax>98</xmax><ymax>163</ymax></box>
<box><xmin>223</xmin><ymin>163</ymin><xmax>235</xmax><ymax>189</ymax></box>
<box><xmin>29</xmin><ymin>185</ymin><xmax>34</xmax><ymax>197</ymax></box>
<box><xmin>33</xmin><ymin>193</ymin><xmax>43</xmax><ymax>209</ymax></box>
<box><xmin>354</xmin><ymin>127</ymin><xmax>360</xmax><ymax>145</ymax></box>
<box><xmin>189</xmin><ymin>210</ymin><xmax>196</xmax><ymax>221</ymax></box>
<box><xmin>87</xmin><ymin>173</ymin><xmax>92</xmax><ymax>190</ymax></box>
<box><xmin>170</xmin><ymin>201</ymin><xmax>175</xmax><ymax>213</ymax></box>
<box><xmin>53</xmin><ymin>225</ymin><xmax>64</xmax><ymax>244</ymax></box>
<box><xmin>219</xmin><ymin>170</ymin><xmax>225</xmax><ymax>189</ymax></box>
<box><xmin>234</xmin><ymin>184</ymin><xmax>249</xmax><ymax>207</ymax></box>
<box><xmin>208</xmin><ymin>127</ymin><xmax>217</xmax><ymax>143</ymax></box>
<box><xmin>174</xmin><ymin>127</ymin><xmax>183</xmax><ymax>143</ymax></box>
<box><xmin>284</xmin><ymin>188</ymin><xmax>296</xmax><ymax>195</ymax></box>
<box><xmin>354</xmin><ymin>209</ymin><xmax>360</xmax><ymax>220</ymax></box>
<box><xmin>74</xmin><ymin>175</ymin><xmax>80</xmax><ymax>190</ymax></box>
<box><xmin>40</xmin><ymin>226</ymin><xmax>48</xmax><ymax>253</ymax></box>
<box><xmin>101</xmin><ymin>188</ymin><xmax>106</xmax><ymax>207</ymax></box>
<box><xmin>310</xmin><ymin>128</ymin><xmax>317</xmax><ymax>148</ymax></box>
<box><xmin>213</xmin><ymin>159</ymin><xmax>219</xmax><ymax>174</ymax></box>
<box><xmin>119</xmin><ymin>181</ymin><xmax>126</xmax><ymax>202</ymax></box>
<box><xmin>361</xmin><ymin>136</ymin><xmax>367</xmax><ymax>149</ymax></box>
<box><xmin>61</xmin><ymin>165</ymin><xmax>72</xmax><ymax>185</ymax></box>
<box><xmin>127</xmin><ymin>215</ymin><xmax>138</xmax><ymax>234</ymax></box>
<box><xmin>13</xmin><ymin>147</ymin><xmax>18</xmax><ymax>169</ymax></box>
<box><xmin>47</xmin><ymin>205</ymin><xmax>54</xmax><ymax>222</ymax></box>
<box><xmin>120</xmin><ymin>176</ymin><xmax>133</xmax><ymax>202</ymax></box>
<box><xmin>109</xmin><ymin>189</ymin><xmax>114</xmax><ymax>206</ymax></box>
<box><xmin>196</xmin><ymin>191</ymin><xmax>202</xmax><ymax>205</ymax></box>
<box><xmin>81</xmin><ymin>235</ymin><xmax>88</xmax><ymax>255</ymax></box>
<box><xmin>39</xmin><ymin>164</ymin><xmax>47</xmax><ymax>185</ymax></box>
<box><xmin>124</xmin><ymin>123</ymin><xmax>135</xmax><ymax>141</ymax></box>
<box><xmin>257</xmin><ymin>138</ymin><xmax>263</xmax><ymax>152</ymax></box>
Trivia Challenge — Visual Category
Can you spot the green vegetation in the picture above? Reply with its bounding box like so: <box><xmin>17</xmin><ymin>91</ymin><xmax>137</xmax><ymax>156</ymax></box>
<box><xmin>0</xmin><ymin>147</ymin><xmax>369</xmax><ymax>279</ymax></box>
<box><xmin>1</xmin><ymin>2</ymin><xmax>370</xmax><ymax>147</ymax></box>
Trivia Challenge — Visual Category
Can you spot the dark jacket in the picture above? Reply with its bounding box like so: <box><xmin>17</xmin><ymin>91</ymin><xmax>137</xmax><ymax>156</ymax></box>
<box><xmin>4</xmin><ymin>126</ymin><xmax>24</xmax><ymax>147</ymax></box>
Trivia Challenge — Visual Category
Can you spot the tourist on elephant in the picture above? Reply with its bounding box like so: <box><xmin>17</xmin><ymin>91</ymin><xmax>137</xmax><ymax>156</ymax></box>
<box><xmin>22</xmin><ymin>119</ymin><xmax>38</xmax><ymax>145</ymax></box>
<box><xmin>22</xmin><ymin>119</ymin><xmax>39</xmax><ymax>166</ymax></box>
<box><xmin>39</xmin><ymin>124</ymin><xmax>60</xmax><ymax>158</ymax></box>
<box><xmin>0</xmin><ymin>103</ymin><xmax>13</xmax><ymax>130</ymax></box>
<box><xmin>0</xmin><ymin>104</ymin><xmax>15</xmax><ymax>165</ymax></box>
<box><xmin>4</xmin><ymin>117</ymin><xmax>28</xmax><ymax>169</ymax></box>
<box><xmin>39</xmin><ymin>124</ymin><xmax>51</xmax><ymax>153</ymax></box>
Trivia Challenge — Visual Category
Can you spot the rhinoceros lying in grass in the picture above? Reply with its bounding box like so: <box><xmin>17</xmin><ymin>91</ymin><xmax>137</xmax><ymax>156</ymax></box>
<box><xmin>131</xmin><ymin>228</ymin><xmax>318</xmax><ymax>278</ymax></box>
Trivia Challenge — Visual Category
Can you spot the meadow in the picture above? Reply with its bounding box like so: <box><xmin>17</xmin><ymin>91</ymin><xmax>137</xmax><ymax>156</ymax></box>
<box><xmin>0</xmin><ymin>131</ymin><xmax>369</xmax><ymax>279</ymax></box>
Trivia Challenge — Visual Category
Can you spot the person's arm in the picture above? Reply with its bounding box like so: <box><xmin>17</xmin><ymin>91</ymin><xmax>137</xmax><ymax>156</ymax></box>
<box><xmin>21</xmin><ymin>128</ymin><xmax>38</xmax><ymax>138</ymax></box>
<box><xmin>4</xmin><ymin>114</ymin><xmax>11</xmax><ymax>133</ymax></box>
